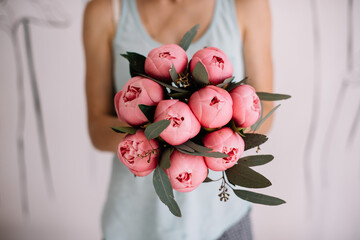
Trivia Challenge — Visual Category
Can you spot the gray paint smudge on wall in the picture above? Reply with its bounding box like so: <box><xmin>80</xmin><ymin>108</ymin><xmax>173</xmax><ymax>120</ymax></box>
<box><xmin>0</xmin><ymin>0</ymin><xmax>70</xmax><ymax>216</ymax></box>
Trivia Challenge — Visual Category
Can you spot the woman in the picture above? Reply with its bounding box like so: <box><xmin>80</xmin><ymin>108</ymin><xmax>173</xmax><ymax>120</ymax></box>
<box><xmin>83</xmin><ymin>0</ymin><xmax>273</xmax><ymax>239</ymax></box>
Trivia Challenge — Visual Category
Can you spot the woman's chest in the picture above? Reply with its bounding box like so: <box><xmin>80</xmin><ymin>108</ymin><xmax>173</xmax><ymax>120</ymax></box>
<box><xmin>136</xmin><ymin>0</ymin><xmax>217</xmax><ymax>44</ymax></box>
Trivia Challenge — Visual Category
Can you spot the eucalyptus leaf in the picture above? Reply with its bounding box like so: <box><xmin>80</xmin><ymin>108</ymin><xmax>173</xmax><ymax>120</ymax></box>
<box><xmin>139</xmin><ymin>104</ymin><xmax>156</xmax><ymax>122</ymax></box>
<box><xmin>203</xmin><ymin>177</ymin><xmax>214</xmax><ymax>183</ymax></box>
<box><xmin>192</xmin><ymin>61</ymin><xmax>209</xmax><ymax>85</ymax></box>
<box><xmin>170</xmin><ymin>64</ymin><xmax>178</xmax><ymax>82</ymax></box>
<box><xmin>144</xmin><ymin>120</ymin><xmax>171</xmax><ymax>140</ymax></box>
<box><xmin>175</xmin><ymin>144</ymin><xmax>195</xmax><ymax>153</ymax></box>
<box><xmin>226</xmin><ymin>81</ymin><xmax>241</xmax><ymax>92</ymax></box>
<box><xmin>233</xmin><ymin>189</ymin><xmax>286</xmax><ymax>206</ymax></box>
<box><xmin>177</xmin><ymin>148</ymin><xmax>228</xmax><ymax>158</ymax></box>
<box><xmin>121</xmin><ymin>52</ymin><xmax>146</xmax><ymax>76</ymax></box>
<box><xmin>230</xmin><ymin>119</ymin><xmax>246</xmax><ymax>137</ymax></box>
<box><xmin>160</xmin><ymin>147</ymin><xmax>174</xmax><ymax>170</ymax></box>
<box><xmin>111</xmin><ymin>126</ymin><xmax>137</xmax><ymax>134</ymax></box>
<box><xmin>178</xmin><ymin>24</ymin><xmax>200</xmax><ymax>51</ymax></box>
<box><xmin>256</xmin><ymin>92</ymin><xmax>291</xmax><ymax>101</ymax></box>
<box><xmin>225</xmin><ymin>163</ymin><xmax>272</xmax><ymax>188</ymax></box>
<box><xmin>138</xmin><ymin>74</ymin><xmax>189</xmax><ymax>93</ymax></box>
<box><xmin>204</xmin><ymin>151</ymin><xmax>229</xmax><ymax>158</ymax></box>
<box><xmin>251</xmin><ymin>101</ymin><xmax>264</xmax><ymax>131</ymax></box>
<box><xmin>153</xmin><ymin>167</ymin><xmax>182</xmax><ymax>217</ymax></box>
<box><xmin>243</xmin><ymin>133</ymin><xmax>268</xmax><ymax>151</ymax></box>
<box><xmin>239</xmin><ymin>77</ymin><xmax>248</xmax><ymax>85</ymax></box>
<box><xmin>183</xmin><ymin>140</ymin><xmax>212</xmax><ymax>152</ymax></box>
<box><xmin>167</xmin><ymin>92</ymin><xmax>191</xmax><ymax>99</ymax></box>
<box><xmin>252</xmin><ymin>104</ymin><xmax>281</xmax><ymax>131</ymax></box>
<box><xmin>238</xmin><ymin>155</ymin><xmax>274</xmax><ymax>167</ymax></box>
<box><xmin>226</xmin><ymin>77</ymin><xmax>248</xmax><ymax>92</ymax></box>
<box><xmin>217</xmin><ymin>76</ymin><xmax>234</xmax><ymax>88</ymax></box>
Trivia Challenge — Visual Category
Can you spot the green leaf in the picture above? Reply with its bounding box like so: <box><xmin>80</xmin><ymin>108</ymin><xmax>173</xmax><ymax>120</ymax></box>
<box><xmin>230</xmin><ymin>120</ymin><xmax>246</xmax><ymax>137</ymax></box>
<box><xmin>252</xmin><ymin>104</ymin><xmax>281</xmax><ymax>131</ymax></box>
<box><xmin>111</xmin><ymin>126</ymin><xmax>137</xmax><ymax>134</ymax></box>
<box><xmin>169</xmin><ymin>64</ymin><xmax>178</xmax><ymax>82</ymax></box>
<box><xmin>167</xmin><ymin>92</ymin><xmax>191</xmax><ymax>99</ymax></box>
<box><xmin>160</xmin><ymin>147</ymin><xmax>174</xmax><ymax>170</ymax></box>
<box><xmin>174</xmin><ymin>140</ymin><xmax>227</xmax><ymax>158</ymax></box>
<box><xmin>203</xmin><ymin>177</ymin><xmax>214</xmax><ymax>183</ymax></box>
<box><xmin>153</xmin><ymin>167</ymin><xmax>182</xmax><ymax>217</ymax></box>
<box><xmin>192</xmin><ymin>61</ymin><xmax>209</xmax><ymax>85</ymax></box>
<box><xmin>225</xmin><ymin>163</ymin><xmax>272</xmax><ymax>188</ymax></box>
<box><xmin>178</xmin><ymin>24</ymin><xmax>200</xmax><ymax>51</ymax></box>
<box><xmin>233</xmin><ymin>189</ymin><xmax>286</xmax><ymax>206</ymax></box>
<box><xmin>138</xmin><ymin>74</ymin><xmax>189</xmax><ymax>93</ymax></box>
<box><xmin>138</xmin><ymin>104</ymin><xmax>156</xmax><ymax>122</ymax></box>
<box><xmin>251</xmin><ymin>101</ymin><xmax>264</xmax><ymax>131</ymax></box>
<box><xmin>217</xmin><ymin>76</ymin><xmax>234</xmax><ymax>88</ymax></box>
<box><xmin>226</xmin><ymin>77</ymin><xmax>248</xmax><ymax>92</ymax></box>
<box><xmin>239</xmin><ymin>77</ymin><xmax>248</xmax><ymax>85</ymax></box>
<box><xmin>176</xmin><ymin>148</ymin><xmax>228</xmax><ymax>158</ymax></box>
<box><xmin>256</xmin><ymin>92</ymin><xmax>291</xmax><ymax>101</ymax></box>
<box><xmin>144</xmin><ymin>120</ymin><xmax>171</xmax><ymax>140</ymax></box>
<box><xmin>183</xmin><ymin>140</ymin><xmax>212</xmax><ymax>152</ymax></box>
<box><xmin>175</xmin><ymin>144</ymin><xmax>195</xmax><ymax>153</ymax></box>
<box><xmin>238</xmin><ymin>155</ymin><xmax>274</xmax><ymax>167</ymax></box>
<box><xmin>121</xmin><ymin>52</ymin><xmax>146</xmax><ymax>76</ymax></box>
<box><xmin>243</xmin><ymin>133</ymin><xmax>268</xmax><ymax>151</ymax></box>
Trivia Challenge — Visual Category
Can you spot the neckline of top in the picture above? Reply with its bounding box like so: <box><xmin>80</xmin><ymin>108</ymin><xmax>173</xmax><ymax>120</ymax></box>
<box><xmin>129</xmin><ymin>0</ymin><xmax>220</xmax><ymax>48</ymax></box>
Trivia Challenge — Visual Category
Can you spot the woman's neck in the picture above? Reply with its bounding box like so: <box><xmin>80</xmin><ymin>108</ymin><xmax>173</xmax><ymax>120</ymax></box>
<box><xmin>136</xmin><ymin>0</ymin><xmax>216</xmax><ymax>44</ymax></box>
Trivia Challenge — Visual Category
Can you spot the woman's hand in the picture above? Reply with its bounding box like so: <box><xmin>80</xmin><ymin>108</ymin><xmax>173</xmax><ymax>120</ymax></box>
<box><xmin>83</xmin><ymin>0</ymin><xmax>125</xmax><ymax>153</ymax></box>
<box><xmin>235</xmin><ymin>0</ymin><xmax>274</xmax><ymax>134</ymax></box>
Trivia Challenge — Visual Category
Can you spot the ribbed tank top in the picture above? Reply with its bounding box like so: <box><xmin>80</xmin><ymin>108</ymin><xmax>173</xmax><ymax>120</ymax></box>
<box><xmin>102</xmin><ymin>0</ymin><xmax>251</xmax><ymax>239</ymax></box>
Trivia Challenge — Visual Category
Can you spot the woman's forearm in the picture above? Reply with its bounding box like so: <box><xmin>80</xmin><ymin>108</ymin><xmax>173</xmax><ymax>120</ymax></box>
<box><xmin>88</xmin><ymin>114</ymin><xmax>127</xmax><ymax>153</ymax></box>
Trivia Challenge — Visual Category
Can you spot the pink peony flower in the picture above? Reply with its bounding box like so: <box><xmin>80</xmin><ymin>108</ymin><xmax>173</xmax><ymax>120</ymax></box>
<box><xmin>117</xmin><ymin>129</ymin><xmax>160</xmax><ymax>177</ymax></box>
<box><xmin>189</xmin><ymin>85</ymin><xmax>233</xmax><ymax>128</ymax></box>
<box><xmin>114</xmin><ymin>76</ymin><xmax>164</xmax><ymax>126</ymax></box>
<box><xmin>114</xmin><ymin>89</ymin><xmax>124</xmax><ymax>122</ymax></box>
<box><xmin>165</xmin><ymin>150</ymin><xmax>208</xmax><ymax>192</ymax></box>
<box><xmin>203</xmin><ymin>127</ymin><xmax>245</xmax><ymax>171</ymax></box>
<box><xmin>230</xmin><ymin>85</ymin><xmax>261</xmax><ymax>128</ymax></box>
<box><xmin>190</xmin><ymin>47</ymin><xmax>233</xmax><ymax>85</ymax></box>
<box><xmin>154</xmin><ymin>99</ymin><xmax>201</xmax><ymax>146</ymax></box>
<box><xmin>145</xmin><ymin>44</ymin><xmax>188</xmax><ymax>82</ymax></box>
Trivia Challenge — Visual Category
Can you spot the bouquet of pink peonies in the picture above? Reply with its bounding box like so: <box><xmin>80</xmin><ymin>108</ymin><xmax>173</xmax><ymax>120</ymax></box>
<box><xmin>112</xmin><ymin>25</ymin><xmax>291</xmax><ymax>217</ymax></box>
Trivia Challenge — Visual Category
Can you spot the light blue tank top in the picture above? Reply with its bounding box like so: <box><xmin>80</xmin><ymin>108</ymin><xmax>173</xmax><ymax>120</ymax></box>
<box><xmin>102</xmin><ymin>0</ymin><xmax>251</xmax><ymax>239</ymax></box>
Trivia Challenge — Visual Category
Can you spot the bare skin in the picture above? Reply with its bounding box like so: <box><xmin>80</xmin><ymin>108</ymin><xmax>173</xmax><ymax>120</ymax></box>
<box><xmin>83</xmin><ymin>0</ymin><xmax>273</xmax><ymax>153</ymax></box>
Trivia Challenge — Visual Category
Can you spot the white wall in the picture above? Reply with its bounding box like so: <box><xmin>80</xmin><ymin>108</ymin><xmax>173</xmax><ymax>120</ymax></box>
<box><xmin>252</xmin><ymin>1</ymin><xmax>360</xmax><ymax>240</ymax></box>
<box><xmin>0</xmin><ymin>0</ymin><xmax>359</xmax><ymax>240</ymax></box>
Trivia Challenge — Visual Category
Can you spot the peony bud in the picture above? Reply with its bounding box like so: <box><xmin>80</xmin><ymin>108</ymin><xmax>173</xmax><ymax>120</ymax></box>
<box><xmin>145</xmin><ymin>44</ymin><xmax>188</xmax><ymax>82</ymax></box>
<box><xmin>190</xmin><ymin>47</ymin><xmax>233</xmax><ymax>85</ymax></box>
<box><xmin>230</xmin><ymin>85</ymin><xmax>261</xmax><ymax>128</ymax></box>
<box><xmin>114</xmin><ymin>76</ymin><xmax>164</xmax><ymax>126</ymax></box>
<box><xmin>117</xmin><ymin>129</ymin><xmax>160</xmax><ymax>177</ymax></box>
<box><xmin>189</xmin><ymin>85</ymin><xmax>233</xmax><ymax>128</ymax></box>
<box><xmin>203</xmin><ymin>127</ymin><xmax>244</xmax><ymax>171</ymax></box>
<box><xmin>165</xmin><ymin>150</ymin><xmax>207</xmax><ymax>192</ymax></box>
<box><xmin>154</xmin><ymin>99</ymin><xmax>201</xmax><ymax>146</ymax></box>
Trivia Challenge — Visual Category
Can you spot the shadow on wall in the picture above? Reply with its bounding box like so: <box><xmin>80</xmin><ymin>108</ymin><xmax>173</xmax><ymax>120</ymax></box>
<box><xmin>0</xmin><ymin>0</ymin><xmax>70</xmax><ymax>216</ymax></box>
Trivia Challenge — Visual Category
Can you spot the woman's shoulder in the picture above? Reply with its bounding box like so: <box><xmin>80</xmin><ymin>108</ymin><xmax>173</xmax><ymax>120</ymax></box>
<box><xmin>234</xmin><ymin>0</ymin><xmax>270</xmax><ymax>14</ymax></box>
<box><xmin>234</xmin><ymin>0</ymin><xmax>271</xmax><ymax>37</ymax></box>
<box><xmin>84</xmin><ymin>0</ymin><xmax>114</xmax><ymax>19</ymax></box>
<box><xmin>83</xmin><ymin>0</ymin><xmax>118</xmax><ymax>41</ymax></box>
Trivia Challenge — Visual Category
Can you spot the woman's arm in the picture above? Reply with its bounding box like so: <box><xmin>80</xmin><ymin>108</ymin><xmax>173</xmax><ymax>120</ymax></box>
<box><xmin>235</xmin><ymin>0</ymin><xmax>274</xmax><ymax>134</ymax></box>
<box><xmin>83</xmin><ymin>0</ymin><xmax>126</xmax><ymax>153</ymax></box>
